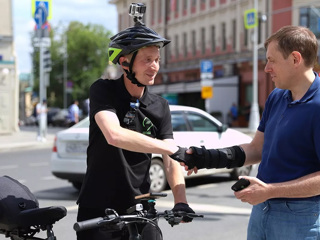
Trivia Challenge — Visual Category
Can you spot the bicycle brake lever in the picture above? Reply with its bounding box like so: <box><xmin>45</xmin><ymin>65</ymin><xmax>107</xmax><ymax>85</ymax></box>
<box><xmin>163</xmin><ymin>210</ymin><xmax>182</xmax><ymax>227</ymax></box>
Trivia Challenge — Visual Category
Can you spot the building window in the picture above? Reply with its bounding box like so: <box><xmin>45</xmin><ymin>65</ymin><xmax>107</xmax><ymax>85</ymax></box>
<box><xmin>232</xmin><ymin>19</ymin><xmax>236</xmax><ymax>50</ymax></box>
<box><xmin>174</xmin><ymin>0</ymin><xmax>179</xmax><ymax>18</ymax></box>
<box><xmin>166</xmin><ymin>0</ymin><xmax>171</xmax><ymax>21</ymax></box>
<box><xmin>183</xmin><ymin>0</ymin><xmax>188</xmax><ymax>15</ymax></box>
<box><xmin>299</xmin><ymin>7</ymin><xmax>320</xmax><ymax>38</ymax></box>
<box><xmin>201</xmin><ymin>0</ymin><xmax>206</xmax><ymax>11</ymax></box>
<box><xmin>210</xmin><ymin>0</ymin><xmax>216</xmax><ymax>7</ymax></box>
<box><xmin>191</xmin><ymin>0</ymin><xmax>197</xmax><ymax>13</ymax></box>
<box><xmin>244</xmin><ymin>27</ymin><xmax>248</xmax><ymax>47</ymax></box>
<box><xmin>175</xmin><ymin>35</ymin><xmax>179</xmax><ymax>59</ymax></box>
<box><xmin>192</xmin><ymin>30</ymin><xmax>196</xmax><ymax>56</ymax></box>
<box><xmin>183</xmin><ymin>32</ymin><xmax>188</xmax><ymax>58</ymax></box>
<box><xmin>221</xmin><ymin>22</ymin><xmax>226</xmax><ymax>51</ymax></box>
<box><xmin>151</xmin><ymin>0</ymin><xmax>155</xmax><ymax>25</ymax></box>
<box><xmin>201</xmin><ymin>27</ymin><xmax>206</xmax><ymax>55</ymax></box>
<box><xmin>211</xmin><ymin>25</ymin><xmax>216</xmax><ymax>52</ymax></box>
<box><xmin>158</xmin><ymin>0</ymin><xmax>162</xmax><ymax>23</ymax></box>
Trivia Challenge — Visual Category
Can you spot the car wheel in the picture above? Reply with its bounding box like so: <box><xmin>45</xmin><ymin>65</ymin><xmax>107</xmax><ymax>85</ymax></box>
<box><xmin>230</xmin><ymin>165</ymin><xmax>252</xmax><ymax>180</ymax></box>
<box><xmin>149</xmin><ymin>159</ymin><xmax>167</xmax><ymax>192</ymax></box>
<box><xmin>72</xmin><ymin>181</ymin><xmax>82</xmax><ymax>191</ymax></box>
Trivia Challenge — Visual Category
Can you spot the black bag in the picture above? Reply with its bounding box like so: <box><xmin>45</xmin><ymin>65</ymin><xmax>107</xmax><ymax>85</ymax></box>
<box><xmin>0</xmin><ymin>175</ymin><xmax>39</xmax><ymax>231</ymax></box>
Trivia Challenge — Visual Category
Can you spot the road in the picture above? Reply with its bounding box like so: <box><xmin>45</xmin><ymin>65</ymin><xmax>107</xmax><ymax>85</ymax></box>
<box><xmin>0</xmin><ymin>147</ymin><xmax>257</xmax><ymax>240</ymax></box>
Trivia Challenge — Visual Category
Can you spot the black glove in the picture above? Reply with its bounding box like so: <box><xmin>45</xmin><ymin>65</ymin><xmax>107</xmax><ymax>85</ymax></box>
<box><xmin>169</xmin><ymin>147</ymin><xmax>195</xmax><ymax>168</ymax></box>
<box><xmin>187</xmin><ymin>145</ymin><xmax>246</xmax><ymax>170</ymax></box>
<box><xmin>172</xmin><ymin>203</ymin><xmax>195</xmax><ymax>223</ymax></box>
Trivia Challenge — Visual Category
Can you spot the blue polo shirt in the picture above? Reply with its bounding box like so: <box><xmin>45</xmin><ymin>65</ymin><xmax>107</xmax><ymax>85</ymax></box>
<box><xmin>257</xmin><ymin>72</ymin><xmax>320</xmax><ymax>184</ymax></box>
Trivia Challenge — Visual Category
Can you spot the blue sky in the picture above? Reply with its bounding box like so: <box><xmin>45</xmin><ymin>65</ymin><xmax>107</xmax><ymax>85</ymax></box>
<box><xmin>12</xmin><ymin>0</ymin><xmax>118</xmax><ymax>74</ymax></box>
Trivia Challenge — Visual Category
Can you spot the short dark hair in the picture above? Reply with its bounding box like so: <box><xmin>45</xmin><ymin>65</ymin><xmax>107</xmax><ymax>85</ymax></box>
<box><xmin>264</xmin><ymin>25</ymin><xmax>318</xmax><ymax>67</ymax></box>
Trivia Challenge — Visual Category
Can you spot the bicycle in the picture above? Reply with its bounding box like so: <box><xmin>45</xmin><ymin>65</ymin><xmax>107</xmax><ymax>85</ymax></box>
<box><xmin>0</xmin><ymin>206</ymin><xmax>67</xmax><ymax>240</ymax></box>
<box><xmin>74</xmin><ymin>192</ymin><xmax>203</xmax><ymax>240</ymax></box>
<box><xmin>0</xmin><ymin>175</ymin><xmax>67</xmax><ymax>240</ymax></box>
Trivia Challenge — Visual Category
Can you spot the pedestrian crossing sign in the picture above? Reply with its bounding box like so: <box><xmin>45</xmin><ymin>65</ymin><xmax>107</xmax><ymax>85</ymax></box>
<box><xmin>244</xmin><ymin>8</ymin><xmax>257</xmax><ymax>29</ymax></box>
<box><xmin>32</xmin><ymin>0</ymin><xmax>52</xmax><ymax>20</ymax></box>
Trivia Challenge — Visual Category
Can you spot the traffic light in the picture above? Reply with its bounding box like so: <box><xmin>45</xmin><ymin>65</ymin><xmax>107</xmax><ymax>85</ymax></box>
<box><xmin>43</xmin><ymin>49</ymin><xmax>52</xmax><ymax>72</ymax></box>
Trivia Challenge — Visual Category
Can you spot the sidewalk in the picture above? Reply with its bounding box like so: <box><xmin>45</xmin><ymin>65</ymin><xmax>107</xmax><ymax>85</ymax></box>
<box><xmin>0</xmin><ymin>126</ymin><xmax>63</xmax><ymax>152</ymax></box>
<box><xmin>0</xmin><ymin>125</ymin><xmax>255</xmax><ymax>153</ymax></box>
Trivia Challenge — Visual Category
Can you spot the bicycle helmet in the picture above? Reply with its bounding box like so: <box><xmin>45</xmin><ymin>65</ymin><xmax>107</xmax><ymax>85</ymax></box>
<box><xmin>108</xmin><ymin>25</ymin><xmax>170</xmax><ymax>65</ymax></box>
<box><xmin>108</xmin><ymin>8</ymin><xmax>170</xmax><ymax>87</ymax></box>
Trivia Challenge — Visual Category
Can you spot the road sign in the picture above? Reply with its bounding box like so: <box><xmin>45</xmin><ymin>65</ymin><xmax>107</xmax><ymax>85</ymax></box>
<box><xmin>200</xmin><ymin>60</ymin><xmax>213</xmax><ymax>79</ymax></box>
<box><xmin>32</xmin><ymin>0</ymin><xmax>52</xmax><ymax>20</ymax></box>
<box><xmin>244</xmin><ymin>8</ymin><xmax>258</xmax><ymax>29</ymax></box>
<box><xmin>34</xmin><ymin>37</ymin><xmax>51</xmax><ymax>48</ymax></box>
<box><xmin>201</xmin><ymin>86</ymin><xmax>213</xmax><ymax>99</ymax></box>
<box><xmin>34</xmin><ymin>3</ymin><xmax>48</xmax><ymax>28</ymax></box>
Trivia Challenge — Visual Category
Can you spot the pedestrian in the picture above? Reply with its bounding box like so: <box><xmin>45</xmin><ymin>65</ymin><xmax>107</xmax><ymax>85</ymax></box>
<box><xmin>36</xmin><ymin>99</ymin><xmax>48</xmax><ymax>142</ymax></box>
<box><xmin>228</xmin><ymin>102</ymin><xmax>238</xmax><ymax>126</ymax></box>
<box><xmin>68</xmin><ymin>100</ymin><xmax>79</xmax><ymax>127</ymax></box>
<box><xmin>76</xmin><ymin>4</ymin><xmax>194</xmax><ymax>240</ymax></box>
<box><xmin>171</xmin><ymin>25</ymin><xmax>320</xmax><ymax>240</ymax></box>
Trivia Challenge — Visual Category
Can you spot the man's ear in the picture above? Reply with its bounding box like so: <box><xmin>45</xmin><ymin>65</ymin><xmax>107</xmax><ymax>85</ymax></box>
<box><xmin>292</xmin><ymin>51</ymin><xmax>302</xmax><ymax>65</ymax></box>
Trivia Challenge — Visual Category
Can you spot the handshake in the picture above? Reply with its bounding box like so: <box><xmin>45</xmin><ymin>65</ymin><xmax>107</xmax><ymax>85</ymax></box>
<box><xmin>169</xmin><ymin>146</ymin><xmax>246</xmax><ymax>171</ymax></box>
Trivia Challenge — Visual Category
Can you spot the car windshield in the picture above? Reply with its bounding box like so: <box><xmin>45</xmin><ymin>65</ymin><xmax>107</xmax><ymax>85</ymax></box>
<box><xmin>171</xmin><ymin>112</ymin><xmax>188</xmax><ymax>131</ymax></box>
<box><xmin>171</xmin><ymin>110</ymin><xmax>219</xmax><ymax>132</ymax></box>
<box><xmin>186</xmin><ymin>112</ymin><xmax>219</xmax><ymax>132</ymax></box>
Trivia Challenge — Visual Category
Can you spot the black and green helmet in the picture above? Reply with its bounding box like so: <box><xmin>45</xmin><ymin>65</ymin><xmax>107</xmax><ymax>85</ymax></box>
<box><xmin>108</xmin><ymin>25</ymin><xmax>170</xmax><ymax>65</ymax></box>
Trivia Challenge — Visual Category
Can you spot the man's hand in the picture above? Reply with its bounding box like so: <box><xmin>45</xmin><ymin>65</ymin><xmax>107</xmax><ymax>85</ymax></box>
<box><xmin>234</xmin><ymin>176</ymin><xmax>269</xmax><ymax>205</ymax></box>
<box><xmin>172</xmin><ymin>203</ymin><xmax>195</xmax><ymax>223</ymax></box>
<box><xmin>169</xmin><ymin>147</ymin><xmax>195</xmax><ymax>169</ymax></box>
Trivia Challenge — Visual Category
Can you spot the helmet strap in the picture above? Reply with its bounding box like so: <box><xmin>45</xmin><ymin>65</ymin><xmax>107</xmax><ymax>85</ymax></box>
<box><xmin>123</xmin><ymin>51</ymin><xmax>145</xmax><ymax>87</ymax></box>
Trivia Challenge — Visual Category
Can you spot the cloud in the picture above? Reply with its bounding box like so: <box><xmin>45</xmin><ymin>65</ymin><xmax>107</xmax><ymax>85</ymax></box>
<box><xmin>13</xmin><ymin>0</ymin><xmax>118</xmax><ymax>74</ymax></box>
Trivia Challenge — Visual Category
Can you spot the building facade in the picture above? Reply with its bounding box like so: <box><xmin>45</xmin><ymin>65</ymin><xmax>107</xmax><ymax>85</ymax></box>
<box><xmin>110</xmin><ymin>0</ymin><xmax>320</xmax><ymax>125</ymax></box>
<box><xmin>0</xmin><ymin>0</ymin><xmax>19</xmax><ymax>133</ymax></box>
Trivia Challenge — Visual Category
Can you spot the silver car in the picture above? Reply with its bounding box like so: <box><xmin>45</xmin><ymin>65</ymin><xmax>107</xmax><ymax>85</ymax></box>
<box><xmin>51</xmin><ymin>105</ymin><xmax>252</xmax><ymax>192</ymax></box>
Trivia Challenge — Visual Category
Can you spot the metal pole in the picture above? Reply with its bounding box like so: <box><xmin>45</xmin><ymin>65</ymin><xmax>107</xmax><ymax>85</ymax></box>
<box><xmin>249</xmin><ymin>0</ymin><xmax>260</xmax><ymax>132</ymax></box>
<box><xmin>38</xmin><ymin>9</ymin><xmax>46</xmax><ymax>140</ymax></box>
<box><xmin>63</xmin><ymin>32</ymin><xmax>68</xmax><ymax>109</ymax></box>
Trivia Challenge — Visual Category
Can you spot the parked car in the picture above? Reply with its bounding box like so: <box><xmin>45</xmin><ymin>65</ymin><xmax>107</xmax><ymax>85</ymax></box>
<box><xmin>47</xmin><ymin>107</ymin><xmax>61</xmax><ymax>126</ymax></box>
<box><xmin>51</xmin><ymin>105</ymin><xmax>252</xmax><ymax>191</ymax></box>
<box><xmin>51</xmin><ymin>109</ymin><xmax>70</xmax><ymax>127</ymax></box>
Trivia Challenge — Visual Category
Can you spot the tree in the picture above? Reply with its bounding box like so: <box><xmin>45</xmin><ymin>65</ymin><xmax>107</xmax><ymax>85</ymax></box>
<box><xmin>31</xmin><ymin>21</ymin><xmax>114</xmax><ymax>108</ymax></box>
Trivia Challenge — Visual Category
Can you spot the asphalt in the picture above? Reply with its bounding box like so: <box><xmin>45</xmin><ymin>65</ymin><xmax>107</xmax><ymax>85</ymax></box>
<box><xmin>0</xmin><ymin>125</ymin><xmax>255</xmax><ymax>153</ymax></box>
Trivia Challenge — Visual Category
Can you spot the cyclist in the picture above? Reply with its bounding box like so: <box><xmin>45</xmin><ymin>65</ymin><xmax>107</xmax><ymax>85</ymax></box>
<box><xmin>76</xmin><ymin>4</ymin><xmax>194</xmax><ymax>240</ymax></box>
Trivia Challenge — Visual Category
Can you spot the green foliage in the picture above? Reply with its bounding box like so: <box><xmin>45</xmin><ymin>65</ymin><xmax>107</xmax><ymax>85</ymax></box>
<box><xmin>31</xmin><ymin>21</ymin><xmax>113</xmax><ymax>108</ymax></box>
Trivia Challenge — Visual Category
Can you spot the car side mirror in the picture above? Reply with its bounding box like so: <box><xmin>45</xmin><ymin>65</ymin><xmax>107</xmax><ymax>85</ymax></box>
<box><xmin>218</xmin><ymin>124</ymin><xmax>228</xmax><ymax>133</ymax></box>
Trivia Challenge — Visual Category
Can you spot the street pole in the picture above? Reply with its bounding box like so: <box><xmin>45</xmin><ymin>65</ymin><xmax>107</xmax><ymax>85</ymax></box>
<box><xmin>39</xmin><ymin>14</ymin><xmax>47</xmax><ymax>140</ymax></box>
<box><xmin>248</xmin><ymin>0</ymin><xmax>260</xmax><ymax>132</ymax></box>
<box><xmin>35</xmin><ymin>3</ymin><xmax>48</xmax><ymax>141</ymax></box>
<box><xmin>63</xmin><ymin>32</ymin><xmax>68</xmax><ymax>109</ymax></box>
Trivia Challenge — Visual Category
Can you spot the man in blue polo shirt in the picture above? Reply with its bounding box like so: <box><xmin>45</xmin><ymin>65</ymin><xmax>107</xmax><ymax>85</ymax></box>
<box><xmin>170</xmin><ymin>25</ymin><xmax>320</xmax><ymax>239</ymax></box>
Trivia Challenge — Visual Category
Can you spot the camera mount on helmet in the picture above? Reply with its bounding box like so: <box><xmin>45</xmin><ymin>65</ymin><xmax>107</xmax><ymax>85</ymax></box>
<box><xmin>129</xmin><ymin>3</ymin><xmax>146</xmax><ymax>26</ymax></box>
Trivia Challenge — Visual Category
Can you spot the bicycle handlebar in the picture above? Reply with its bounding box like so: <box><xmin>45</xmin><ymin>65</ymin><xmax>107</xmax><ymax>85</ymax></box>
<box><xmin>74</xmin><ymin>209</ymin><xmax>203</xmax><ymax>232</ymax></box>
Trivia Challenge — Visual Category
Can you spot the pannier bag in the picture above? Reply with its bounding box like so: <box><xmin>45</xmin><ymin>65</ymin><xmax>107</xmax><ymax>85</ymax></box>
<box><xmin>0</xmin><ymin>175</ymin><xmax>39</xmax><ymax>231</ymax></box>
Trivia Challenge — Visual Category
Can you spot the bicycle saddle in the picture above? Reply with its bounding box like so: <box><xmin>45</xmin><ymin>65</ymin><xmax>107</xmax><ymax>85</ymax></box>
<box><xmin>0</xmin><ymin>206</ymin><xmax>67</xmax><ymax>232</ymax></box>
<box><xmin>18</xmin><ymin>206</ymin><xmax>67</xmax><ymax>228</ymax></box>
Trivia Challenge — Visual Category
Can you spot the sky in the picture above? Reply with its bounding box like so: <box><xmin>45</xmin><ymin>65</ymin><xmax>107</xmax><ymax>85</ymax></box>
<box><xmin>12</xmin><ymin>0</ymin><xmax>118</xmax><ymax>74</ymax></box>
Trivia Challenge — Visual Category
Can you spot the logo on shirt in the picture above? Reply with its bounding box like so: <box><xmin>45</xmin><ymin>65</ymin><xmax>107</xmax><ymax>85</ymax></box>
<box><xmin>142</xmin><ymin>117</ymin><xmax>154</xmax><ymax>135</ymax></box>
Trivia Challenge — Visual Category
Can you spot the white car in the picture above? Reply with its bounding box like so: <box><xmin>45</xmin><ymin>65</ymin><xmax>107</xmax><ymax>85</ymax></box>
<box><xmin>51</xmin><ymin>105</ymin><xmax>252</xmax><ymax>192</ymax></box>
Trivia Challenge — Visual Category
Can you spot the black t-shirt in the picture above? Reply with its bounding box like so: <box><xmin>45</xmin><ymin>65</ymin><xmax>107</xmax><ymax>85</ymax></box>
<box><xmin>77</xmin><ymin>76</ymin><xmax>173</xmax><ymax>214</ymax></box>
